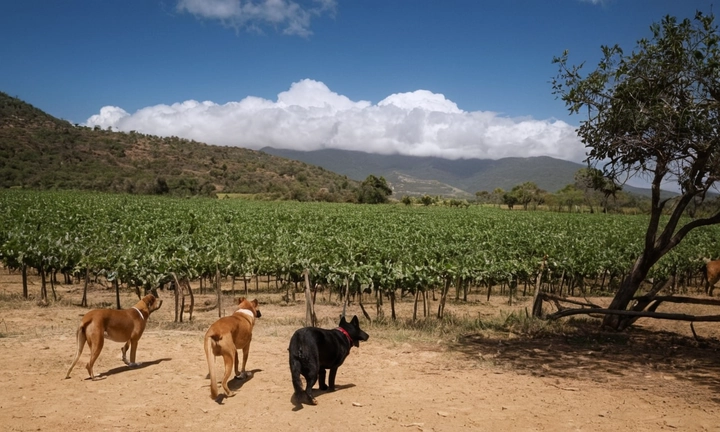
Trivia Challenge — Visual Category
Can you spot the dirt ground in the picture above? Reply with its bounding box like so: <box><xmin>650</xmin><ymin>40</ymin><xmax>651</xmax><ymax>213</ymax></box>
<box><xmin>1</xmin><ymin>271</ymin><xmax>720</xmax><ymax>432</ymax></box>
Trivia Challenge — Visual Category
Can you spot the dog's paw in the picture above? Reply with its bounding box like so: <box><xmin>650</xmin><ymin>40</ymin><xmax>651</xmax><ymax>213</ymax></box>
<box><xmin>319</xmin><ymin>383</ymin><xmax>328</xmax><ymax>390</ymax></box>
<box><xmin>128</xmin><ymin>362</ymin><xmax>142</xmax><ymax>368</ymax></box>
<box><xmin>235</xmin><ymin>371</ymin><xmax>251</xmax><ymax>380</ymax></box>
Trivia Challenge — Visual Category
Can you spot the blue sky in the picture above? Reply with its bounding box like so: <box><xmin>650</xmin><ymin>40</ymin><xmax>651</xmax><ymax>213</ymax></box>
<box><xmin>0</xmin><ymin>0</ymin><xmax>715</xmax><ymax>163</ymax></box>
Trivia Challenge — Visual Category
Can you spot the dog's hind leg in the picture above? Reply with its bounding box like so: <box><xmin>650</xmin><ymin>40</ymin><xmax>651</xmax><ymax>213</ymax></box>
<box><xmin>289</xmin><ymin>356</ymin><xmax>305</xmax><ymax>395</ymax></box>
<box><xmin>220</xmin><ymin>339</ymin><xmax>237</xmax><ymax>397</ymax></box>
<box><xmin>318</xmin><ymin>368</ymin><xmax>328</xmax><ymax>390</ymax></box>
<box><xmin>303</xmin><ymin>370</ymin><xmax>318</xmax><ymax>405</ymax></box>
<box><xmin>327</xmin><ymin>367</ymin><xmax>338</xmax><ymax>391</ymax></box>
<box><xmin>65</xmin><ymin>326</ymin><xmax>86</xmax><ymax>379</ymax></box>
<box><xmin>85</xmin><ymin>333</ymin><xmax>104</xmax><ymax>380</ymax></box>
<box><xmin>235</xmin><ymin>343</ymin><xmax>251</xmax><ymax>380</ymax></box>
<box><xmin>205</xmin><ymin>336</ymin><xmax>220</xmax><ymax>399</ymax></box>
<box><xmin>289</xmin><ymin>354</ymin><xmax>317</xmax><ymax>405</ymax></box>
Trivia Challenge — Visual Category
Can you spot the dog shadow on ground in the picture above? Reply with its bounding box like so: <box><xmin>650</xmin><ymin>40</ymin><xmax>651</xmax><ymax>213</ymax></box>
<box><xmin>213</xmin><ymin>368</ymin><xmax>263</xmax><ymax>404</ymax></box>
<box><xmin>290</xmin><ymin>383</ymin><xmax>356</xmax><ymax>411</ymax></box>
<box><xmin>98</xmin><ymin>358</ymin><xmax>172</xmax><ymax>379</ymax></box>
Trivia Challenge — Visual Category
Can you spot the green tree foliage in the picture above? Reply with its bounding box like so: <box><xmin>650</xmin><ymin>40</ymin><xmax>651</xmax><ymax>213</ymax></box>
<box><xmin>357</xmin><ymin>175</ymin><xmax>392</xmax><ymax>204</ymax></box>
<box><xmin>555</xmin><ymin>184</ymin><xmax>584</xmax><ymax>212</ymax></box>
<box><xmin>502</xmin><ymin>190</ymin><xmax>519</xmax><ymax>209</ymax></box>
<box><xmin>504</xmin><ymin>182</ymin><xmax>546</xmax><ymax>210</ymax></box>
<box><xmin>475</xmin><ymin>190</ymin><xmax>490</xmax><ymax>204</ymax></box>
<box><xmin>574</xmin><ymin>168</ymin><xmax>621</xmax><ymax>213</ymax></box>
<box><xmin>420</xmin><ymin>195</ymin><xmax>435</xmax><ymax>206</ymax></box>
<box><xmin>553</xmin><ymin>11</ymin><xmax>720</xmax><ymax>329</ymax></box>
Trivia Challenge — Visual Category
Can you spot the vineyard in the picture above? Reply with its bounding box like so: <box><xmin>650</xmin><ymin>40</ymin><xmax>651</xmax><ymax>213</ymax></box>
<box><xmin>1</xmin><ymin>190</ymin><xmax>718</xmax><ymax>320</ymax></box>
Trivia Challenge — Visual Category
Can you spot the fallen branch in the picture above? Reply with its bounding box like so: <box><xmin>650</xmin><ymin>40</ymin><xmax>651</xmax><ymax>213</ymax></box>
<box><xmin>540</xmin><ymin>293</ymin><xmax>602</xmax><ymax>308</ymax></box>
<box><xmin>639</xmin><ymin>295</ymin><xmax>720</xmax><ymax>307</ymax></box>
<box><xmin>548</xmin><ymin>307</ymin><xmax>720</xmax><ymax>322</ymax></box>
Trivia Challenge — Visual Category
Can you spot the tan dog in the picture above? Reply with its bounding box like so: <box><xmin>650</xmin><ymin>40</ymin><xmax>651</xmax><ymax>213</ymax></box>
<box><xmin>65</xmin><ymin>294</ymin><xmax>163</xmax><ymax>380</ymax></box>
<box><xmin>703</xmin><ymin>258</ymin><xmax>720</xmax><ymax>296</ymax></box>
<box><xmin>204</xmin><ymin>298</ymin><xmax>261</xmax><ymax>399</ymax></box>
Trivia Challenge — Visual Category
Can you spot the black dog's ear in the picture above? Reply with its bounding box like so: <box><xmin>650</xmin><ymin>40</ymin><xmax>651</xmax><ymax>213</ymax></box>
<box><xmin>339</xmin><ymin>315</ymin><xmax>347</xmax><ymax>325</ymax></box>
<box><xmin>351</xmin><ymin>315</ymin><xmax>359</xmax><ymax>326</ymax></box>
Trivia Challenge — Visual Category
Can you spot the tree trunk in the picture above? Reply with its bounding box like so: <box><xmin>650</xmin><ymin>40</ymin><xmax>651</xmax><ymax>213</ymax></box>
<box><xmin>602</xmin><ymin>254</ymin><xmax>655</xmax><ymax>329</ymax></box>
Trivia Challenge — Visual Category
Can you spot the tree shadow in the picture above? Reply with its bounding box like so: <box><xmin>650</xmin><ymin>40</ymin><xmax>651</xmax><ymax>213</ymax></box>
<box><xmin>451</xmin><ymin>320</ymin><xmax>720</xmax><ymax>396</ymax></box>
<box><xmin>290</xmin><ymin>383</ymin><xmax>356</xmax><ymax>411</ymax></box>
<box><xmin>95</xmin><ymin>358</ymin><xmax>172</xmax><ymax>379</ymax></box>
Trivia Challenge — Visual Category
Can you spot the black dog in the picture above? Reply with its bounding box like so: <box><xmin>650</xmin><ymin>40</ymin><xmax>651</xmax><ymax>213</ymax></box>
<box><xmin>288</xmin><ymin>315</ymin><xmax>369</xmax><ymax>405</ymax></box>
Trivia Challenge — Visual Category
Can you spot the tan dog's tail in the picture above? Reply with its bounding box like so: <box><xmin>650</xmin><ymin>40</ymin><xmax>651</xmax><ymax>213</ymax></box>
<box><xmin>65</xmin><ymin>324</ymin><xmax>87</xmax><ymax>379</ymax></box>
<box><xmin>205</xmin><ymin>333</ymin><xmax>222</xmax><ymax>399</ymax></box>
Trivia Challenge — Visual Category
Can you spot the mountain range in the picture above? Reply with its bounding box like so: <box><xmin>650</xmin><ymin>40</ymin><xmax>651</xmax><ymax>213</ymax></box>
<box><xmin>1</xmin><ymin>90</ymin><xmax>659</xmax><ymax>200</ymax></box>
<box><xmin>261</xmin><ymin>147</ymin><xmax>648</xmax><ymax>198</ymax></box>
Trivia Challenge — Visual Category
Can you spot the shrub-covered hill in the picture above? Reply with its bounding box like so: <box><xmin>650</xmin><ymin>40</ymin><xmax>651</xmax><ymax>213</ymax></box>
<box><xmin>0</xmin><ymin>92</ymin><xmax>359</xmax><ymax>201</ymax></box>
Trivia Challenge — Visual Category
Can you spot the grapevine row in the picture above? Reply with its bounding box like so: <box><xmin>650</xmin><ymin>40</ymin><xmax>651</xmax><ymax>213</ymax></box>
<box><xmin>1</xmin><ymin>190</ymin><xmax>718</xmax><ymax>305</ymax></box>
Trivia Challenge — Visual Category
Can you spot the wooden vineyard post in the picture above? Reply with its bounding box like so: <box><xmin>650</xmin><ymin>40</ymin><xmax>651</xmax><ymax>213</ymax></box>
<box><xmin>113</xmin><ymin>278</ymin><xmax>120</xmax><ymax>310</ymax></box>
<box><xmin>303</xmin><ymin>270</ymin><xmax>316</xmax><ymax>327</ymax></box>
<box><xmin>342</xmin><ymin>277</ymin><xmax>350</xmax><ymax>319</ymax></box>
<box><xmin>216</xmin><ymin>267</ymin><xmax>222</xmax><ymax>318</ymax></box>
<box><xmin>532</xmin><ymin>255</ymin><xmax>548</xmax><ymax>317</ymax></box>
<box><xmin>81</xmin><ymin>268</ymin><xmax>89</xmax><ymax>307</ymax></box>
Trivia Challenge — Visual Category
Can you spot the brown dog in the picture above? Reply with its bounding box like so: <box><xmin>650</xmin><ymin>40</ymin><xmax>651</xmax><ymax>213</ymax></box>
<box><xmin>204</xmin><ymin>298</ymin><xmax>261</xmax><ymax>399</ymax></box>
<box><xmin>703</xmin><ymin>258</ymin><xmax>720</xmax><ymax>296</ymax></box>
<box><xmin>65</xmin><ymin>294</ymin><xmax>163</xmax><ymax>380</ymax></box>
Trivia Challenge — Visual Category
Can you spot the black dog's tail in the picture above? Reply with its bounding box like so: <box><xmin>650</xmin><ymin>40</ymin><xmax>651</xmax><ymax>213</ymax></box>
<box><xmin>289</xmin><ymin>345</ymin><xmax>305</xmax><ymax>395</ymax></box>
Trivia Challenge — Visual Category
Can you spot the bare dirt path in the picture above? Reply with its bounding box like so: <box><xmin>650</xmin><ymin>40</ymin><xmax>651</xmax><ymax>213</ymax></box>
<box><xmin>1</xmin><ymin>271</ymin><xmax>719</xmax><ymax>431</ymax></box>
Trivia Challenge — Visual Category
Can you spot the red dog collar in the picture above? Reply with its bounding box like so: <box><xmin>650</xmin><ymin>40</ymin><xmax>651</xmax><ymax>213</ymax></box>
<box><xmin>336</xmin><ymin>327</ymin><xmax>353</xmax><ymax>345</ymax></box>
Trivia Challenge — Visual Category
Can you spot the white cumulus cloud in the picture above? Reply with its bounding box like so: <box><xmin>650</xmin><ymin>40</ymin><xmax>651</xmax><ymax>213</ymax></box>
<box><xmin>176</xmin><ymin>0</ymin><xmax>336</xmax><ymax>36</ymax></box>
<box><xmin>85</xmin><ymin>78</ymin><xmax>585</xmax><ymax>162</ymax></box>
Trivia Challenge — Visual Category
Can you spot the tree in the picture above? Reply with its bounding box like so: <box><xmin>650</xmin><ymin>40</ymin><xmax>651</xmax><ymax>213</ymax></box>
<box><xmin>357</xmin><ymin>175</ymin><xmax>392</xmax><ymax>204</ymax></box>
<box><xmin>420</xmin><ymin>195</ymin><xmax>435</xmax><ymax>206</ymax></box>
<box><xmin>502</xmin><ymin>191</ymin><xmax>519</xmax><ymax>209</ymax></box>
<box><xmin>555</xmin><ymin>184</ymin><xmax>584</xmax><ymax>212</ymax></box>
<box><xmin>475</xmin><ymin>190</ymin><xmax>490</xmax><ymax>204</ymax></box>
<box><xmin>490</xmin><ymin>188</ymin><xmax>505</xmax><ymax>207</ymax></box>
<box><xmin>506</xmin><ymin>182</ymin><xmax>545</xmax><ymax>210</ymax></box>
<box><xmin>574</xmin><ymin>168</ymin><xmax>621</xmax><ymax>213</ymax></box>
<box><xmin>553</xmin><ymin>12</ymin><xmax>720</xmax><ymax>330</ymax></box>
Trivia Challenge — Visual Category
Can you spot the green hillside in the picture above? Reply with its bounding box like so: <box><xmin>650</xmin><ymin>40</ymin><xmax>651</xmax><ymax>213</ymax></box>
<box><xmin>0</xmin><ymin>92</ymin><xmax>359</xmax><ymax>201</ymax></box>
